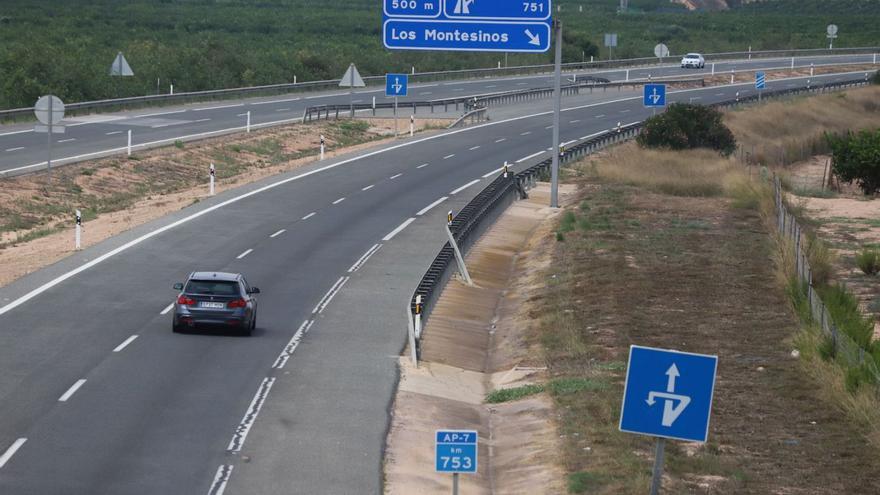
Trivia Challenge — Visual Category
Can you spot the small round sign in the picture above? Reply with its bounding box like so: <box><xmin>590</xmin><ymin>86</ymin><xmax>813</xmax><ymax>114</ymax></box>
<box><xmin>827</xmin><ymin>24</ymin><xmax>839</xmax><ymax>36</ymax></box>
<box><xmin>34</xmin><ymin>95</ymin><xmax>65</xmax><ymax>126</ymax></box>
<box><xmin>654</xmin><ymin>43</ymin><xmax>670</xmax><ymax>59</ymax></box>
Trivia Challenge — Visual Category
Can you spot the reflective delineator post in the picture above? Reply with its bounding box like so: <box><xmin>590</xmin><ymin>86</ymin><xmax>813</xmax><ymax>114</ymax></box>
<box><xmin>730</xmin><ymin>71</ymin><xmax>735</xmax><ymax>84</ymax></box>
<box><xmin>410</xmin><ymin>115</ymin><xmax>414</xmax><ymax>137</ymax></box>
<box><xmin>406</xmin><ymin>305</ymin><xmax>418</xmax><ymax>367</ymax></box>
<box><xmin>414</xmin><ymin>295</ymin><xmax>423</xmax><ymax>340</ymax></box>
<box><xmin>127</xmin><ymin>129</ymin><xmax>132</xmax><ymax>157</ymax></box>
<box><xmin>445</xmin><ymin>211</ymin><xmax>473</xmax><ymax>286</ymax></box>
<box><xmin>810</xmin><ymin>63</ymin><xmax>815</xmax><ymax>77</ymax></box>
<box><xmin>320</xmin><ymin>135</ymin><xmax>325</xmax><ymax>160</ymax></box>
<box><xmin>75</xmin><ymin>209</ymin><xmax>82</xmax><ymax>250</ymax></box>
<box><xmin>791</xmin><ymin>57</ymin><xmax>795</xmax><ymax>70</ymax></box>
<box><xmin>711</xmin><ymin>63</ymin><xmax>715</xmax><ymax>75</ymax></box>
<box><xmin>503</xmin><ymin>161</ymin><xmax>509</xmax><ymax>178</ymax></box>
<box><xmin>209</xmin><ymin>163</ymin><xmax>215</xmax><ymax>196</ymax></box>
<box><xmin>625</xmin><ymin>69</ymin><xmax>629</xmax><ymax>81</ymax></box>
<box><xmin>246</xmin><ymin>111</ymin><xmax>251</xmax><ymax>133</ymax></box>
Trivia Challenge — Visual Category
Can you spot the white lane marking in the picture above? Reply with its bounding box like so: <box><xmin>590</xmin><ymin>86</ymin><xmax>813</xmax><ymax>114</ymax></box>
<box><xmin>417</xmin><ymin>197</ymin><xmax>448</xmax><ymax>216</ymax></box>
<box><xmin>580</xmin><ymin>130</ymin><xmax>605</xmax><ymax>140</ymax></box>
<box><xmin>301</xmin><ymin>212</ymin><xmax>316</xmax><ymax>220</ymax></box>
<box><xmin>0</xmin><ymin>439</ymin><xmax>27</xmax><ymax>469</ymax></box>
<box><xmin>715</xmin><ymin>92</ymin><xmax>726</xmax><ymax>96</ymax></box>
<box><xmin>105</xmin><ymin>131</ymin><xmax>123</xmax><ymax>136</ymax></box>
<box><xmin>194</xmin><ymin>118</ymin><xmax>212</xmax><ymax>123</ymax></box>
<box><xmin>236</xmin><ymin>113</ymin><xmax>248</xmax><ymax>117</ymax></box>
<box><xmin>362</xmin><ymin>184</ymin><xmax>375</xmax><ymax>191</ymax></box>
<box><xmin>451</xmin><ymin>179</ymin><xmax>481</xmax><ymax>195</ymax></box>
<box><xmin>517</xmin><ymin>82</ymin><xmax>528</xmax><ymax>85</ymax></box>
<box><xmin>208</xmin><ymin>465</ymin><xmax>233</xmax><ymax>495</ymax></box>
<box><xmin>383</xmin><ymin>218</ymin><xmax>416</xmax><ymax>241</ymax></box>
<box><xmin>59</xmin><ymin>379</ymin><xmax>87</xmax><ymax>402</ymax></box>
<box><xmin>332</xmin><ymin>197</ymin><xmax>346</xmax><ymax>205</ymax></box>
<box><xmin>270</xmin><ymin>229</ymin><xmax>286</xmax><ymax>238</ymax></box>
<box><xmin>227</xmin><ymin>377</ymin><xmax>275</xmax><ymax>452</ymax></box>
<box><xmin>482</xmin><ymin>167</ymin><xmax>505</xmax><ymax>178</ymax></box>
<box><xmin>416</xmin><ymin>163</ymin><xmax>429</xmax><ymax>169</ymax></box>
<box><xmin>453</xmin><ymin>88</ymin><xmax>465</xmax><ymax>91</ymax></box>
<box><xmin>304</xmin><ymin>93</ymin><xmax>348</xmax><ymax>100</ymax></box>
<box><xmin>545</xmin><ymin>125</ymin><xmax>553</xmax><ymax>129</ymax></box>
<box><xmin>57</xmin><ymin>138</ymin><xmax>76</xmax><ymax>143</ymax></box>
<box><xmin>689</xmin><ymin>97</ymin><xmax>702</xmax><ymax>101</ymax></box>
<box><xmin>250</xmin><ymin>97</ymin><xmax>301</xmax><ymax>105</ymax></box>
<box><xmin>419</xmin><ymin>92</ymin><xmax>433</xmax><ymax>95</ymax></box>
<box><xmin>5</xmin><ymin>147</ymin><xmax>24</xmax><ymax>152</ymax></box>
<box><xmin>113</xmin><ymin>335</ymin><xmax>139</xmax><ymax>353</ymax></box>
<box><xmin>486</xmin><ymin>85</ymin><xmax>497</xmax><ymax>88</ymax></box>
<box><xmin>194</xmin><ymin>103</ymin><xmax>244</xmax><ymax>112</ymax></box>
<box><xmin>569</xmin><ymin>119</ymin><xmax>581</xmax><ymax>124</ymax></box>
<box><xmin>135</xmin><ymin>110</ymin><xmax>187</xmax><ymax>118</ymax></box>
<box><xmin>275</xmin><ymin>108</ymin><xmax>290</xmax><ymax>112</ymax></box>
<box><xmin>516</xmin><ymin>150</ymin><xmax>545</xmax><ymax>163</ymax></box>
<box><xmin>595</xmin><ymin>114</ymin><xmax>606</xmax><ymax>118</ymax></box>
<box><xmin>236</xmin><ymin>249</ymin><xmax>253</xmax><ymax>259</ymax></box>
<box><xmin>521</xmin><ymin>131</ymin><xmax>532</xmax><ymax>136</ymax></box>
<box><xmin>312</xmin><ymin>276</ymin><xmax>349</xmax><ymax>314</ymax></box>
<box><xmin>389</xmin><ymin>173</ymin><xmax>403</xmax><ymax>180</ymax></box>
<box><xmin>352</xmin><ymin>100</ymin><xmax>363</xmax><ymax>104</ymax></box>
<box><xmin>619</xmin><ymin>109</ymin><xmax>631</xmax><ymax>113</ymax></box>
<box><xmin>271</xmin><ymin>320</ymin><xmax>314</xmax><ymax>369</ymax></box>
<box><xmin>469</xmin><ymin>145</ymin><xmax>481</xmax><ymax>151</ymax></box>
<box><xmin>495</xmin><ymin>138</ymin><xmax>506</xmax><ymax>143</ymax></box>
<box><xmin>160</xmin><ymin>303</ymin><xmax>175</xmax><ymax>315</ymax></box>
<box><xmin>151</xmin><ymin>122</ymin><xmax>187</xmax><ymax>129</ymax></box>
<box><xmin>348</xmin><ymin>244</ymin><xmax>383</xmax><ymax>273</ymax></box>
<box><xmin>443</xmin><ymin>154</ymin><xmax>456</xmax><ymax>160</ymax></box>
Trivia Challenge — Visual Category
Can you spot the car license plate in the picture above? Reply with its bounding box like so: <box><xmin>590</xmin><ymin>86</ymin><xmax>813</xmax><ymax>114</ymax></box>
<box><xmin>200</xmin><ymin>302</ymin><xmax>225</xmax><ymax>309</ymax></box>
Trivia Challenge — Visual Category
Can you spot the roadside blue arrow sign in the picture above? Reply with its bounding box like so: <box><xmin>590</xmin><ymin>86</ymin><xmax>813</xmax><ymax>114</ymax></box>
<box><xmin>386</xmin><ymin>73</ymin><xmax>409</xmax><ymax>97</ymax></box>
<box><xmin>643</xmin><ymin>84</ymin><xmax>666</xmax><ymax>107</ymax></box>
<box><xmin>384</xmin><ymin>0</ymin><xmax>552</xmax><ymax>53</ymax></box>
<box><xmin>619</xmin><ymin>345</ymin><xmax>718</xmax><ymax>443</ymax></box>
<box><xmin>755</xmin><ymin>71</ymin><xmax>766</xmax><ymax>90</ymax></box>
<box><xmin>435</xmin><ymin>430</ymin><xmax>478</xmax><ymax>473</ymax></box>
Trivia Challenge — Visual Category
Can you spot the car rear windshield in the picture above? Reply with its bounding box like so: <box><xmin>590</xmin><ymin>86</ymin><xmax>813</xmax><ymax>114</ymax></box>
<box><xmin>185</xmin><ymin>280</ymin><xmax>241</xmax><ymax>296</ymax></box>
<box><xmin>686</xmin><ymin>54</ymin><xmax>700</xmax><ymax>58</ymax></box>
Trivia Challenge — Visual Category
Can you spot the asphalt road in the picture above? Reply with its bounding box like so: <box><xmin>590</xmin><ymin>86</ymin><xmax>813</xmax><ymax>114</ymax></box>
<box><xmin>0</xmin><ymin>71</ymin><xmax>869</xmax><ymax>494</ymax></box>
<box><xmin>0</xmin><ymin>53</ymin><xmax>874</xmax><ymax>175</ymax></box>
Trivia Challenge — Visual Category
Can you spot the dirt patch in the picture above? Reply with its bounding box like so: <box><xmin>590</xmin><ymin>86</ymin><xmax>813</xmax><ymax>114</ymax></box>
<box><xmin>703</xmin><ymin>64</ymin><xmax>877</xmax><ymax>87</ymax></box>
<box><xmin>0</xmin><ymin>117</ymin><xmax>450</xmax><ymax>288</ymax></box>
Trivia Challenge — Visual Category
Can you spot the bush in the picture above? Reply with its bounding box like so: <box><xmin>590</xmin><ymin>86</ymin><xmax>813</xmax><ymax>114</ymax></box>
<box><xmin>826</xmin><ymin>129</ymin><xmax>880</xmax><ymax>195</ymax></box>
<box><xmin>819</xmin><ymin>284</ymin><xmax>876</xmax><ymax>350</ymax></box>
<box><xmin>637</xmin><ymin>103</ymin><xmax>737</xmax><ymax>156</ymax></box>
<box><xmin>856</xmin><ymin>248</ymin><xmax>880</xmax><ymax>275</ymax></box>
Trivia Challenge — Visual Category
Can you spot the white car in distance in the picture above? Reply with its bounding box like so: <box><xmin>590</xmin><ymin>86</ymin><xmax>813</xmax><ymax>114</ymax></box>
<box><xmin>681</xmin><ymin>53</ymin><xmax>706</xmax><ymax>69</ymax></box>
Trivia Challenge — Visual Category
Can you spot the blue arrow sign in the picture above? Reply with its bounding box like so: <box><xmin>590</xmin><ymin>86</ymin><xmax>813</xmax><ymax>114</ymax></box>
<box><xmin>643</xmin><ymin>84</ymin><xmax>667</xmax><ymax>107</ymax></box>
<box><xmin>383</xmin><ymin>0</ymin><xmax>552</xmax><ymax>53</ymax></box>
<box><xmin>755</xmin><ymin>71</ymin><xmax>766</xmax><ymax>90</ymax></box>
<box><xmin>619</xmin><ymin>345</ymin><xmax>718</xmax><ymax>443</ymax></box>
<box><xmin>435</xmin><ymin>430</ymin><xmax>478</xmax><ymax>473</ymax></box>
<box><xmin>386</xmin><ymin>73</ymin><xmax>409</xmax><ymax>97</ymax></box>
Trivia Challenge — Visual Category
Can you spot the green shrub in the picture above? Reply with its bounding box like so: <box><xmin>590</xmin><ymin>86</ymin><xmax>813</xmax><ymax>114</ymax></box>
<box><xmin>637</xmin><ymin>103</ymin><xmax>737</xmax><ymax>156</ymax></box>
<box><xmin>819</xmin><ymin>284</ymin><xmax>875</xmax><ymax>350</ymax></box>
<box><xmin>826</xmin><ymin>129</ymin><xmax>880</xmax><ymax>195</ymax></box>
<box><xmin>856</xmin><ymin>248</ymin><xmax>880</xmax><ymax>275</ymax></box>
<box><xmin>549</xmin><ymin>377</ymin><xmax>608</xmax><ymax>396</ymax></box>
<box><xmin>486</xmin><ymin>384</ymin><xmax>545</xmax><ymax>403</ymax></box>
<box><xmin>568</xmin><ymin>471</ymin><xmax>606</xmax><ymax>493</ymax></box>
<box><xmin>560</xmin><ymin>211</ymin><xmax>577</xmax><ymax>233</ymax></box>
<box><xmin>174</xmin><ymin>140</ymin><xmax>185</xmax><ymax>149</ymax></box>
<box><xmin>806</xmin><ymin>234</ymin><xmax>834</xmax><ymax>287</ymax></box>
<box><xmin>845</xmin><ymin>365</ymin><xmax>878</xmax><ymax>393</ymax></box>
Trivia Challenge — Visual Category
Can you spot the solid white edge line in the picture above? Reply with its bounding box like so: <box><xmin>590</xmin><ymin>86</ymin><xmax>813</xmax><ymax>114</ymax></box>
<box><xmin>135</xmin><ymin>110</ymin><xmax>187</xmax><ymax>118</ymax></box>
<box><xmin>236</xmin><ymin>249</ymin><xmax>253</xmax><ymax>259</ymax></box>
<box><xmin>194</xmin><ymin>118</ymin><xmax>212</xmax><ymax>123</ymax></box>
<box><xmin>417</xmin><ymin>196</ymin><xmax>449</xmax><ymax>216</ymax></box>
<box><xmin>226</xmin><ymin>377</ymin><xmax>275</xmax><ymax>452</ymax></box>
<box><xmin>271</xmin><ymin>320</ymin><xmax>310</xmax><ymax>369</ymax></box>
<box><xmin>348</xmin><ymin>244</ymin><xmax>383</xmax><ymax>273</ymax></box>
<box><xmin>516</xmin><ymin>151</ymin><xmax>545</xmax><ymax>163</ymax></box>
<box><xmin>450</xmin><ymin>179</ymin><xmax>481</xmax><ymax>195</ymax></box>
<box><xmin>312</xmin><ymin>276</ymin><xmax>349</xmax><ymax>314</ymax></box>
<box><xmin>194</xmin><ymin>103</ymin><xmax>244</xmax><ymax>112</ymax></box>
<box><xmin>382</xmin><ymin>218</ymin><xmax>416</xmax><ymax>242</ymax></box>
<box><xmin>208</xmin><ymin>465</ymin><xmax>233</xmax><ymax>495</ymax></box>
<box><xmin>270</xmin><ymin>229</ymin><xmax>286</xmax><ymax>238</ymax></box>
<box><xmin>160</xmin><ymin>302</ymin><xmax>175</xmax><ymax>315</ymax></box>
<box><xmin>0</xmin><ymin>438</ymin><xmax>27</xmax><ymax>469</ymax></box>
<box><xmin>482</xmin><ymin>167</ymin><xmax>505</xmax><ymax>179</ymax></box>
<box><xmin>113</xmin><ymin>335</ymin><xmax>139</xmax><ymax>353</ymax></box>
<box><xmin>59</xmin><ymin>379</ymin><xmax>87</xmax><ymax>402</ymax></box>
<box><xmin>251</xmin><ymin>97</ymin><xmax>301</xmax><ymax>105</ymax></box>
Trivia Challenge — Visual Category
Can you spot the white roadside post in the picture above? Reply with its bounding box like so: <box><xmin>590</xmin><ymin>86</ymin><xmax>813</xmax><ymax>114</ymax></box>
<box><xmin>372</xmin><ymin>96</ymin><xmax>376</xmax><ymax>115</ymax></box>
<box><xmin>246</xmin><ymin>111</ymin><xmax>251</xmax><ymax>133</ymax></box>
<box><xmin>730</xmin><ymin>70</ymin><xmax>735</xmax><ymax>84</ymax></box>
<box><xmin>810</xmin><ymin>63</ymin><xmax>815</xmax><ymax>77</ymax></box>
<box><xmin>320</xmin><ymin>135</ymin><xmax>325</xmax><ymax>160</ymax></box>
<box><xmin>711</xmin><ymin>63</ymin><xmax>715</xmax><ymax>75</ymax></box>
<box><xmin>294</xmin><ymin>75</ymin><xmax>297</xmax><ymax>85</ymax></box>
<box><xmin>127</xmin><ymin>129</ymin><xmax>132</xmax><ymax>157</ymax></box>
<box><xmin>209</xmin><ymin>163</ymin><xmax>216</xmax><ymax>196</ymax></box>
<box><xmin>625</xmin><ymin>69</ymin><xmax>629</xmax><ymax>81</ymax></box>
<box><xmin>406</xmin><ymin>304</ymin><xmax>418</xmax><ymax>367</ymax></box>
<box><xmin>75</xmin><ymin>209</ymin><xmax>82</xmax><ymax>250</ymax></box>
<box><xmin>445</xmin><ymin>211</ymin><xmax>473</xmax><ymax>286</ymax></box>
<box><xmin>503</xmin><ymin>161</ymin><xmax>509</xmax><ymax>178</ymax></box>
<box><xmin>410</xmin><ymin>115</ymin><xmax>414</xmax><ymax>137</ymax></box>
<box><xmin>414</xmin><ymin>295</ymin><xmax>423</xmax><ymax>340</ymax></box>
<box><xmin>170</xmin><ymin>83</ymin><xmax>174</xmax><ymax>95</ymax></box>
<box><xmin>791</xmin><ymin>57</ymin><xmax>795</xmax><ymax>70</ymax></box>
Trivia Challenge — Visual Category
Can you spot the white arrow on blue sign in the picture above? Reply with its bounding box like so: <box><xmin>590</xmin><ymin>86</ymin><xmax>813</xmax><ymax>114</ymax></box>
<box><xmin>384</xmin><ymin>0</ymin><xmax>552</xmax><ymax>53</ymax></box>
<box><xmin>755</xmin><ymin>71</ymin><xmax>766</xmax><ymax>90</ymax></box>
<box><xmin>619</xmin><ymin>345</ymin><xmax>718</xmax><ymax>443</ymax></box>
<box><xmin>386</xmin><ymin>74</ymin><xmax>409</xmax><ymax>97</ymax></box>
<box><xmin>643</xmin><ymin>84</ymin><xmax>667</xmax><ymax>108</ymax></box>
<box><xmin>435</xmin><ymin>429</ymin><xmax>478</xmax><ymax>473</ymax></box>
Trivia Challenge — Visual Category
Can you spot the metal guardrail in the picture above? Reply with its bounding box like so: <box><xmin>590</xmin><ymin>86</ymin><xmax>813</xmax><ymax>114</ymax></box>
<box><xmin>2</xmin><ymin>47</ymin><xmax>876</xmax><ymax>122</ymax></box>
<box><xmin>406</xmin><ymin>74</ymin><xmax>877</xmax><ymax>360</ymax></box>
<box><xmin>448</xmin><ymin>108</ymin><xmax>488</xmax><ymax>129</ymax></box>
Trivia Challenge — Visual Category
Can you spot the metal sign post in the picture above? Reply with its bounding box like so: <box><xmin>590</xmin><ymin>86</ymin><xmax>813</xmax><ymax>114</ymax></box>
<box><xmin>386</xmin><ymin>74</ymin><xmax>408</xmax><ymax>137</ymax></box>
<box><xmin>604</xmin><ymin>33</ymin><xmax>618</xmax><ymax>60</ymax></box>
<box><xmin>827</xmin><ymin>24</ymin><xmax>838</xmax><ymax>50</ymax></box>
<box><xmin>34</xmin><ymin>95</ymin><xmax>66</xmax><ymax>180</ymax></box>
<box><xmin>340</xmin><ymin>64</ymin><xmax>366</xmax><ymax>118</ymax></box>
<box><xmin>654</xmin><ymin>43</ymin><xmax>670</xmax><ymax>64</ymax></box>
<box><xmin>643</xmin><ymin>84</ymin><xmax>666</xmax><ymax>116</ymax></box>
<box><xmin>755</xmin><ymin>72</ymin><xmax>766</xmax><ymax>102</ymax></box>
<box><xmin>550</xmin><ymin>20</ymin><xmax>562</xmax><ymax>208</ymax></box>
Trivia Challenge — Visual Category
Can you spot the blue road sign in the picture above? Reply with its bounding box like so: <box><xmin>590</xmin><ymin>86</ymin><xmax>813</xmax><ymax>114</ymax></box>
<box><xmin>383</xmin><ymin>0</ymin><xmax>552</xmax><ymax>53</ymax></box>
<box><xmin>386</xmin><ymin>73</ymin><xmax>409</xmax><ymax>97</ymax></box>
<box><xmin>619</xmin><ymin>345</ymin><xmax>718</xmax><ymax>443</ymax></box>
<box><xmin>435</xmin><ymin>430</ymin><xmax>478</xmax><ymax>473</ymax></box>
<box><xmin>756</xmin><ymin>71</ymin><xmax>766</xmax><ymax>90</ymax></box>
<box><xmin>643</xmin><ymin>84</ymin><xmax>667</xmax><ymax>107</ymax></box>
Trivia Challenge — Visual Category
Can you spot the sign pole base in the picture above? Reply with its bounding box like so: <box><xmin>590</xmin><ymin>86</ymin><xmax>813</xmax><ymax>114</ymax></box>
<box><xmin>650</xmin><ymin>437</ymin><xmax>666</xmax><ymax>495</ymax></box>
<box><xmin>452</xmin><ymin>473</ymin><xmax>459</xmax><ymax>495</ymax></box>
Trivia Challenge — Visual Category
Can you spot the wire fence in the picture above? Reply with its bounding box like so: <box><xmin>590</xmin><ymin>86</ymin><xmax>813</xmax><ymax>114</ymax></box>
<box><xmin>773</xmin><ymin>177</ymin><xmax>880</xmax><ymax>379</ymax></box>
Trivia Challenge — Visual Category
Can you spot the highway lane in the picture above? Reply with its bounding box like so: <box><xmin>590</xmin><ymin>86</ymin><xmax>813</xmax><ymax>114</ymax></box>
<box><xmin>0</xmin><ymin>53</ymin><xmax>875</xmax><ymax>175</ymax></box>
<box><xmin>0</xmin><ymin>72</ymin><xmax>868</xmax><ymax>494</ymax></box>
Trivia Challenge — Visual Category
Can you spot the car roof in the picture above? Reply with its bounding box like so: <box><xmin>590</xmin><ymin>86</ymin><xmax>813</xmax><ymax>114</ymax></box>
<box><xmin>189</xmin><ymin>272</ymin><xmax>241</xmax><ymax>282</ymax></box>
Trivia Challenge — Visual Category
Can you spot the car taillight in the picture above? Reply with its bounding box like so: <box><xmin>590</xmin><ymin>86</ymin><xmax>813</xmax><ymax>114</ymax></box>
<box><xmin>177</xmin><ymin>295</ymin><xmax>196</xmax><ymax>306</ymax></box>
<box><xmin>227</xmin><ymin>298</ymin><xmax>247</xmax><ymax>309</ymax></box>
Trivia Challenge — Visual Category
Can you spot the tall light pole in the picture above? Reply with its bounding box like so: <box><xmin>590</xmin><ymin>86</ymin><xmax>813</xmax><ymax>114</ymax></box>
<box><xmin>550</xmin><ymin>20</ymin><xmax>563</xmax><ymax>209</ymax></box>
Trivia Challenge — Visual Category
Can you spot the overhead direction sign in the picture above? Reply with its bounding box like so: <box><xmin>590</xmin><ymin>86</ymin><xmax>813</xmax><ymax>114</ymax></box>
<box><xmin>383</xmin><ymin>0</ymin><xmax>552</xmax><ymax>53</ymax></box>
<box><xmin>755</xmin><ymin>71</ymin><xmax>766</xmax><ymax>90</ymax></box>
<box><xmin>385</xmin><ymin>73</ymin><xmax>409</xmax><ymax>97</ymax></box>
<box><xmin>643</xmin><ymin>84</ymin><xmax>666</xmax><ymax>107</ymax></box>
<box><xmin>435</xmin><ymin>430</ymin><xmax>478</xmax><ymax>473</ymax></box>
<box><xmin>619</xmin><ymin>345</ymin><xmax>718</xmax><ymax>443</ymax></box>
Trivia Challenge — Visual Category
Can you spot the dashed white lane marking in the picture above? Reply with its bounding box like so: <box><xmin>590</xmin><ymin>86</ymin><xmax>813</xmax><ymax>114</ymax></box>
<box><xmin>207</xmin><ymin>465</ymin><xmax>233</xmax><ymax>495</ymax></box>
<box><xmin>227</xmin><ymin>377</ymin><xmax>275</xmax><ymax>452</ymax></box>
<box><xmin>0</xmin><ymin>438</ymin><xmax>27</xmax><ymax>469</ymax></box>
<box><xmin>332</xmin><ymin>197</ymin><xmax>346</xmax><ymax>205</ymax></box>
<box><xmin>135</xmin><ymin>110</ymin><xmax>186</xmax><ymax>118</ymax></box>
<box><xmin>389</xmin><ymin>173</ymin><xmax>403</xmax><ymax>180</ymax></box>
<box><xmin>619</xmin><ymin>109</ymin><xmax>631</xmax><ymax>113</ymax></box>
<box><xmin>251</xmin><ymin>97</ymin><xmax>301</xmax><ymax>105</ymax></box>
<box><xmin>595</xmin><ymin>114</ymin><xmax>606</xmax><ymax>118</ymax></box>
<box><xmin>59</xmin><ymin>379</ymin><xmax>87</xmax><ymax>402</ymax></box>
<box><xmin>517</xmin><ymin>82</ymin><xmax>528</xmax><ymax>85</ymax></box>
<box><xmin>469</xmin><ymin>145</ymin><xmax>481</xmax><ymax>151</ymax></box>
<box><xmin>453</xmin><ymin>88</ymin><xmax>465</xmax><ymax>91</ymax></box>
<box><xmin>443</xmin><ymin>154</ymin><xmax>456</xmax><ymax>160</ymax></box>
<box><xmin>382</xmin><ymin>218</ymin><xmax>417</xmax><ymax>241</ymax></box>
<box><xmin>194</xmin><ymin>103</ymin><xmax>244</xmax><ymax>112</ymax></box>
<box><xmin>313</xmin><ymin>276</ymin><xmax>349</xmax><ymax>314</ymax></box>
<box><xmin>275</xmin><ymin>108</ymin><xmax>290</xmax><ymax>112</ymax></box>
<box><xmin>348</xmin><ymin>244</ymin><xmax>383</xmax><ymax>273</ymax></box>
<box><xmin>689</xmin><ymin>97</ymin><xmax>703</xmax><ymax>101</ymax></box>
<box><xmin>302</xmin><ymin>212</ymin><xmax>316</xmax><ymax>220</ymax></box>
<box><xmin>520</xmin><ymin>131</ymin><xmax>532</xmax><ymax>136</ymax></box>
<box><xmin>57</xmin><ymin>138</ymin><xmax>76</xmax><ymax>143</ymax></box>
<box><xmin>569</xmin><ymin>119</ymin><xmax>581</xmax><ymax>124</ymax></box>
<box><xmin>194</xmin><ymin>118</ymin><xmax>212</xmax><ymax>123</ymax></box>
<box><xmin>362</xmin><ymin>185</ymin><xmax>375</xmax><ymax>191</ymax></box>
<box><xmin>105</xmin><ymin>131</ymin><xmax>123</xmax><ymax>136</ymax></box>
<box><xmin>485</xmin><ymin>85</ymin><xmax>497</xmax><ymax>88</ymax></box>
<box><xmin>160</xmin><ymin>303</ymin><xmax>174</xmax><ymax>315</ymax></box>
<box><xmin>420</xmin><ymin>92</ymin><xmax>433</xmax><ymax>95</ymax></box>
<box><xmin>271</xmin><ymin>320</ymin><xmax>314</xmax><ymax>369</ymax></box>
<box><xmin>495</xmin><ymin>138</ymin><xmax>506</xmax><ymax>143</ymax></box>
<box><xmin>236</xmin><ymin>249</ymin><xmax>253</xmax><ymax>259</ymax></box>
<box><xmin>236</xmin><ymin>113</ymin><xmax>248</xmax><ymax>117</ymax></box>
<box><xmin>450</xmin><ymin>179</ymin><xmax>481</xmax><ymax>195</ymax></box>
<box><xmin>715</xmin><ymin>92</ymin><xmax>726</xmax><ymax>96</ymax></box>
<box><xmin>417</xmin><ymin>197</ymin><xmax>449</xmax><ymax>216</ymax></box>
<box><xmin>545</xmin><ymin>125</ymin><xmax>553</xmax><ymax>129</ymax></box>
<box><xmin>5</xmin><ymin>147</ymin><xmax>24</xmax><ymax>152</ymax></box>
<box><xmin>516</xmin><ymin>150</ymin><xmax>545</xmax><ymax>163</ymax></box>
<box><xmin>482</xmin><ymin>167</ymin><xmax>506</xmax><ymax>178</ymax></box>
<box><xmin>270</xmin><ymin>229</ymin><xmax>286</xmax><ymax>238</ymax></box>
<box><xmin>113</xmin><ymin>335</ymin><xmax>138</xmax><ymax>353</ymax></box>
<box><xmin>416</xmin><ymin>163</ymin><xmax>429</xmax><ymax>169</ymax></box>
